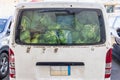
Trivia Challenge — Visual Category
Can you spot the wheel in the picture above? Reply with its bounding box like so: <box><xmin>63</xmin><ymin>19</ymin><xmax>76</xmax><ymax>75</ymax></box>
<box><xmin>0</xmin><ymin>52</ymin><xmax>9</xmax><ymax>79</ymax></box>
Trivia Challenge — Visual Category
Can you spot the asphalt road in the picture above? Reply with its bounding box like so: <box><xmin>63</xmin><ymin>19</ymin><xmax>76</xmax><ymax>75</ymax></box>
<box><xmin>2</xmin><ymin>74</ymin><xmax>9</xmax><ymax>80</ymax></box>
<box><xmin>111</xmin><ymin>58</ymin><xmax>120</xmax><ymax>80</ymax></box>
<box><xmin>2</xmin><ymin>59</ymin><xmax>120</xmax><ymax>80</ymax></box>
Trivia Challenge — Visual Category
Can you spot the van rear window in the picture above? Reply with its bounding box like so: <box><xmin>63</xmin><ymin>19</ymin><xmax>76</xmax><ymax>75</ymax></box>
<box><xmin>16</xmin><ymin>8</ymin><xmax>106</xmax><ymax>45</ymax></box>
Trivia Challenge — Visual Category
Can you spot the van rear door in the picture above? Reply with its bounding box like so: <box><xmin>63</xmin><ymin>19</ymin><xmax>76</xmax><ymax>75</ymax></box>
<box><xmin>9</xmin><ymin>4</ymin><xmax>111</xmax><ymax>80</ymax></box>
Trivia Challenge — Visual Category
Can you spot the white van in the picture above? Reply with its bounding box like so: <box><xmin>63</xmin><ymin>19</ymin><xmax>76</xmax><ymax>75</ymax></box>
<box><xmin>9</xmin><ymin>1</ymin><xmax>112</xmax><ymax>80</ymax></box>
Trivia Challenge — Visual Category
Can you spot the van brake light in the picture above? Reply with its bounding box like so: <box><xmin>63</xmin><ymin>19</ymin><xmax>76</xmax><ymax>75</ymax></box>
<box><xmin>105</xmin><ymin>48</ymin><xmax>112</xmax><ymax>78</ymax></box>
<box><xmin>9</xmin><ymin>49</ymin><xmax>16</xmax><ymax>78</ymax></box>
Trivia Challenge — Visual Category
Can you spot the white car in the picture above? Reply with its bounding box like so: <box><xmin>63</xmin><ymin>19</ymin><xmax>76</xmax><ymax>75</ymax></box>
<box><xmin>0</xmin><ymin>16</ymin><xmax>12</xmax><ymax>79</ymax></box>
<box><xmin>109</xmin><ymin>15</ymin><xmax>120</xmax><ymax>45</ymax></box>
<box><xmin>9</xmin><ymin>1</ymin><xmax>112</xmax><ymax>80</ymax></box>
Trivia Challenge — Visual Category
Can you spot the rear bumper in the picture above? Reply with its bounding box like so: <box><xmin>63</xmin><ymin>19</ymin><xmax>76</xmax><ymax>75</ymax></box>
<box><xmin>9</xmin><ymin>78</ymin><xmax>15</xmax><ymax>80</ymax></box>
<box><xmin>9</xmin><ymin>78</ymin><xmax>110</xmax><ymax>80</ymax></box>
<box><xmin>105</xmin><ymin>78</ymin><xmax>111</xmax><ymax>80</ymax></box>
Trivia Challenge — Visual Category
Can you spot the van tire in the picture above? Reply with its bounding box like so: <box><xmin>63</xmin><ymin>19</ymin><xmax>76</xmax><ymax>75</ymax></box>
<box><xmin>0</xmin><ymin>52</ymin><xmax>9</xmax><ymax>79</ymax></box>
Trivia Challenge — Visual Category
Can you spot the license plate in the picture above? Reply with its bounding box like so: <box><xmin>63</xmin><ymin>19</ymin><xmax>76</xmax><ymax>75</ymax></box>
<box><xmin>50</xmin><ymin>66</ymin><xmax>71</xmax><ymax>76</ymax></box>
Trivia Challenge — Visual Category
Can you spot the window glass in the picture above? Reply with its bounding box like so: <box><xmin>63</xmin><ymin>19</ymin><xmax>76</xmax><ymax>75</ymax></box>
<box><xmin>0</xmin><ymin>19</ymin><xmax>7</xmax><ymax>33</ymax></box>
<box><xmin>105</xmin><ymin>5</ymin><xmax>114</xmax><ymax>13</ymax></box>
<box><xmin>17</xmin><ymin>9</ymin><xmax>103</xmax><ymax>45</ymax></box>
<box><xmin>113</xmin><ymin>17</ymin><xmax>120</xmax><ymax>29</ymax></box>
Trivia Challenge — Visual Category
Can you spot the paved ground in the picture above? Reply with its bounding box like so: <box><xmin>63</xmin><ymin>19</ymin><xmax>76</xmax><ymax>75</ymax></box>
<box><xmin>111</xmin><ymin>58</ymin><xmax>120</xmax><ymax>80</ymax></box>
<box><xmin>2</xmin><ymin>74</ymin><xmax>9</xmax><ymax>80</ymax></box>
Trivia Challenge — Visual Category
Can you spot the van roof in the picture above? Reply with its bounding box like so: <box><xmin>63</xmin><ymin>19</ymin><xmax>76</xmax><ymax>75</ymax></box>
<box><xmin>16</xmin><ymin>1</ymin><xmax>105</xmax><ymax>10</ymax></box>
<box><xmin>31</xmin><ymin>0</ymin><xmax>99</xmax><ymax>2</ymax></box>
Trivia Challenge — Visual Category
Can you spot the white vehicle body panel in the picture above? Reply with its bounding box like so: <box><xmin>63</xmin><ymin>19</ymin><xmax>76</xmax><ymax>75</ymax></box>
<box><xmin>9</xmin><ymin>2</ymin><xmax>111</xmax><ymax>80</ymax></box>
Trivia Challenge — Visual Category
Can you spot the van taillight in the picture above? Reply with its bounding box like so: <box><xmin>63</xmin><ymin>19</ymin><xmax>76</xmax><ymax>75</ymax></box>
<box><xmin>9</xmin><ymin>49</ymin><xmax>16</xmax><ymax>78</ymax></box>
<box><xmin>105</xmin><ymin>48</ymin><xmax>112</xmax><ymax>78</ymax></box>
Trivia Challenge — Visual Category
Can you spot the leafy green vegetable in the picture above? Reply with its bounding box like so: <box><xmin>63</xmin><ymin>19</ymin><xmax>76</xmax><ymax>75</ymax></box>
<box><xmin>20</xmin><ymin>30</ymin><xmax>30</xmax><ymax>41</ymax></box>
<box><xmin>31</xmin><ymin>33</ymin><xmax>40</xmax><ymax>43</ymax></box>
<box><xmin>41</xmin><ymin>31</ymin><xmax>58</xmax><ymax>44</ymax></box>
<box><xmin>20</xmin><ymin>10</ymin><xmax>101</xmax><ymax>44</ymax></box>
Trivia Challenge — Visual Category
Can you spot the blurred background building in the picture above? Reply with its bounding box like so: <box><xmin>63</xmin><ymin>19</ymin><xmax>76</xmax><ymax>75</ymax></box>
<box><xmin>0</xmin><ymin>0</ymin><xmax>18</xmax><ymax>17</ymax></box>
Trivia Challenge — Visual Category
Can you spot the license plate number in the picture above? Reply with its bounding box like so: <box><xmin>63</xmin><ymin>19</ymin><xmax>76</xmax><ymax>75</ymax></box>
<box><xmin>50</xmin><ymin>66</ymin><xmax>71</xmax><ymax>76</ymax></box>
